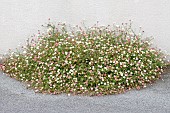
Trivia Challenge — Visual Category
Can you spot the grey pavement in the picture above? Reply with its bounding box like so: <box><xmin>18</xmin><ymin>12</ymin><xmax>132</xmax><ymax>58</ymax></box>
<box><xmin>0</xmin><ymin>71</ymin><xmax>170</xmax><ymax>113</ymax></box>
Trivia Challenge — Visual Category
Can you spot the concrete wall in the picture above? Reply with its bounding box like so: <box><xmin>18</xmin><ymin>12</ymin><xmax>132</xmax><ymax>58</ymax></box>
<box><xmin>0</xmin><ymin>0</ymin><xmax>170</xmax><ymax>57</ymax></box>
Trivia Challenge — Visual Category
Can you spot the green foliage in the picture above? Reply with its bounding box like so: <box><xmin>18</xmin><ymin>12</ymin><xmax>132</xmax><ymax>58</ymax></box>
<box><xmin>1</xmin><ymin>22</ymin><xmax>168</xmax><ymax>96</ymax></box>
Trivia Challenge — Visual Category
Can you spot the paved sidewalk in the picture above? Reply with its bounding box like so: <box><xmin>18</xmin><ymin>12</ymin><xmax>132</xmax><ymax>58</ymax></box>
<box><xmin>0</xmin><ymin>71</ymin><xmax>170</xmax><ymax>113</ymax></box>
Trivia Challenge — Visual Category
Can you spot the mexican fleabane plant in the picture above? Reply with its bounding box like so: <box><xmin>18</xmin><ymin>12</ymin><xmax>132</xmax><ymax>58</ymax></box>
<box><xmin>0</xmin><ymin>21</ymin><xmax>169</xmax><ymax>96</ymax></box>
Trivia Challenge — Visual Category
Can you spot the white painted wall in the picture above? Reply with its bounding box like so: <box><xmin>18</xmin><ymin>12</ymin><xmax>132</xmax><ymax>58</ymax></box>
<box><xmin>0</xmin><ymin>0</ymin><xmax>170</xmax><ymax>58</ymax></box>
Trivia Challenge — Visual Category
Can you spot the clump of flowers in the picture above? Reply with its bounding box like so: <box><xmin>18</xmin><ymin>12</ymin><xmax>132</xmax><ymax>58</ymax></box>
<box><xmin>1</xmin><ymin>21</ymin><xmax>169</xmax><ymax>96</ymax></box>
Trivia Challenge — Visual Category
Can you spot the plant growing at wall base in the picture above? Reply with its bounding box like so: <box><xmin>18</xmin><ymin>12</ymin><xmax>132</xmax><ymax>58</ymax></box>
<box><xmin>1</xmin><ymin>21</ymin><xmax>169</xmax><ymax>96</ymax></box>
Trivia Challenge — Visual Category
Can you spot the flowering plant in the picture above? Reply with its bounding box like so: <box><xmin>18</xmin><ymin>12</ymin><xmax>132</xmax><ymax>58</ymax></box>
<box><xmin>1</xmin><ymin>21</ymin><xmax>169</xmax><ymax>96</ymax></box>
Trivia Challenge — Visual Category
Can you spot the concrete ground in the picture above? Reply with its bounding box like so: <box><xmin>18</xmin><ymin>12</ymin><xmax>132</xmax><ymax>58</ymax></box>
<box><xmin>0</xmin><ymin>71</ymin><xmax>170</xmax><ymax>113</ymax></box>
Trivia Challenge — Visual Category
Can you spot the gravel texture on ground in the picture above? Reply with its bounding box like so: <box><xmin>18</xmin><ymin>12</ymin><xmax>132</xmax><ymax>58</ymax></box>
<box><xmin>0</xmin><ymin>70</ymin><xmax>170</xmax><ymax>113</ymax></box>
